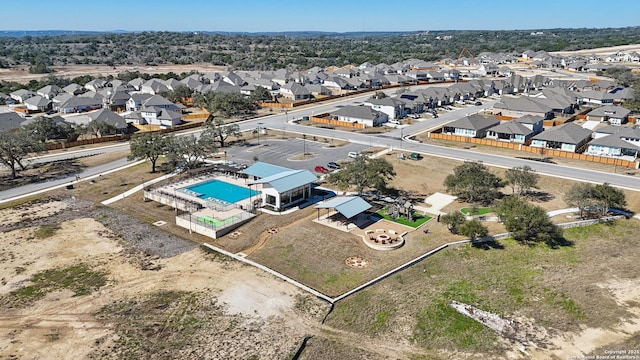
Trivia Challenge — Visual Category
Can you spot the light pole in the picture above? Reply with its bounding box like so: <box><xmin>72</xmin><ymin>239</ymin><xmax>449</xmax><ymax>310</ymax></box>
<box><xmin>400</xmin><ymin>128</ymin><xmax>404</xmax><ymax>149</ymax></box>
<box><xmin>303</xmin><ymin>134</ymin><xmax>306</xmax><ymax>158</ymax></box>
<box><xmin>224</xmin><ymin>150</ymin><xmax>227</xmax><ymax>165</ymax></box>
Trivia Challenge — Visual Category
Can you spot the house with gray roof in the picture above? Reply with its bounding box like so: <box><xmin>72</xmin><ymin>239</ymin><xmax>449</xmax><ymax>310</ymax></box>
<box><xmin>586</xmin><ymin>105</ymin><xmax>631</xmax><ymax>126</ymax></box>
<box><xmin>304</xmin><ymin>84</ymin><xmax>332</xmax><ymax>97</ymax></box>
<box><xmin>126</xmin><ymin>93</ymin><xmax>154</xmax><ymax>111</ymax></box>
<box><xmin>23</xmin><ymin>95</ymin><xmax>51</xmax><ymax>112</ymax></box>
<box><xmin>140</xmin><ymin>79</ymin><xmax>170</xmax><ymax>95</ymax></box>
<box><xmin>56</xmin><ymin>95</ymin><xmax>103</xmax><ymax>114</ymax></box>
<box><xmin>578</xmin><ymin>90</ymin><xmax>617</xmax><ymax>105</ymax></box>
<box><xmin>585</xmin><ymin>133</ymin><xmax>640</xmax><ymax>157</ymax></box>
<box><xmin>442</xmin><ymin>114</ymin><xmax>500</xmax><ymax>138</ymax></box>
<box><xmin>10</xmin><ymin>89</ymin><xmax>36</xmax><ymax>103</ymax></box>
<box><xmin>530</xmin><ymin>123</ymin><xmax>592</xmax><ymax>152</ymax></box>
<box><xmin>139</xmin><ymin>106</ymin><xmax>183</xmax><ymax>127</ymax></box>
<box><xmin>492</xmin><ymin>96</ymin><xmax>554</xmax><ymax>119</ymax></box>
<box><xmin>62</xmin><ymin>83</ymin><xmax>85</xmax><ymax>95</ymax></box>
<box><xmin>0</xmin><ymin>112</ymin><xmax>27</xmax><ymax>132</ymax></box>
<box><xmin>0</xmin><ymin>92</ymin><xmax>15</xmax><ymax>105</ymax></box>
<box><xmin>364</xmin><ymin>97</ymin><xmax>406</xmax><ymax>120</ymax></box>
<box><xmin>37</xmin><ymin>85</ymin><xmax>62</xmax><ymax>100</ymax></box>
<box><xmin>84</xmin><ymin>79</ymin><xmax>107</xmax><ymax>92</ymax></box>
<box><xmin>486</xmin><ymin>120</ymin><xmax>536</xmax><ymax>144</ymax></box>
<box><xmin>88</xmin><ymin>109</ymin><xmax>128</xmax><ymax>133</ymax></box>
<box><xmin>279</xmin><ymin>82</ymin><xmax>311</xmax><ymax>100</ymax></box>
<box><xmin>331</xmin><ymin>105</ymin><xmax>388</xmax><ymax>127</ymax></box>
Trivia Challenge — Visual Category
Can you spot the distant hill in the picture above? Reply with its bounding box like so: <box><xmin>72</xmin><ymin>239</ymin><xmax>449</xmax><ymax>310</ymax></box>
<box><xmin>0</xmin><ymin>29</ymin><xmax>414</xmax><ymax>38</ymax></box>
<box><xmin>0</xmin><ymin>30</ymin><xmax>129</xmax><ymax>38</ymax></box>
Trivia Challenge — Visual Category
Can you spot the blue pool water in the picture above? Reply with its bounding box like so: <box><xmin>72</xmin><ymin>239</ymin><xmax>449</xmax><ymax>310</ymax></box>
<box><xmin>180</xmin><ymin>179</ymin><xmax>259</xmax><ymax>204</ymax></box>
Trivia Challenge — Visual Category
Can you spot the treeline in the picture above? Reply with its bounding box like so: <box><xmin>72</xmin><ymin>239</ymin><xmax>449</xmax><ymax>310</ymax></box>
<box><xmin>1</xmin><ymin>27</ymin><xmax>639</xmax><ymax>71</ymax></box>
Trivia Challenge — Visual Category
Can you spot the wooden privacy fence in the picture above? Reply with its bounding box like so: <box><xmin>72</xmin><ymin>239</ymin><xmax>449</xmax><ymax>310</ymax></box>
<box><xmin>310</xmin><ymin>115</ymin><xmax>365</xmax><ymax>129</ymax></box>
<box><xmin>429</xmin><ymin>132</ymin><xmax>639</xmax><ymax>169</ymax></box>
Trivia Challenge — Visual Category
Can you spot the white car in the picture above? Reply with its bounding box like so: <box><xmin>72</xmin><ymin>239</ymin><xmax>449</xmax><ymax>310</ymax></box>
<box><xmin>348</xmin><ymin>152</ymin><xmax>360</xmax><ymax>158</ymax></box>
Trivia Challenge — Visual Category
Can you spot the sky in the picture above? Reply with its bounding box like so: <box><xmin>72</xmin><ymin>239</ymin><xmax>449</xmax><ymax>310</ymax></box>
<box><xmin>4</xmin><ymin>0</ymin><xmax>639</xmax><ymax>33</ymax></box>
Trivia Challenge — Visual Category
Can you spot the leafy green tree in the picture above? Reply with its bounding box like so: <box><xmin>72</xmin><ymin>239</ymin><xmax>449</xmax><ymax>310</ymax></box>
<box><xmin>201</xmin><ymin>118</ymin><xmax>241</xmax><ymax>148</ymax></box>
<box><xmin>326</xmin><ymin>155</ymin><xmax>395</xmax><ymax>195</ymax></box>
<box><xmin>372</xmin><ymin>91</ymin><xmax>388</xmax><ymax>99</ymax></box>
<box><xmin>166</xmin><ymin>134</ymin><xmax>217</xmax><ymax>170</ymax></box>
<box><xmin>249</xmin><ymin>86</ymin><xmax>273</xmax><ymax>103</ymax></box>
<box><xmin>505</xmin><ymin>165</ymin><xmax>539</xmax><ymax>196</ymax></box>
<box><xmin>201</xmin><ymin>91</ymin><xmax>256</xmax><ymax>118</ymax></box>
<box><xmin>444</xmin><ymin>162</ymin><xmax>504</xmax><ymax>205</ymax></box>
<box><xmin>495</xmin><ymin>195</ymin><xmax>561</xmax><ymax>245</ymax></box>
<box><xmin>161</xmin><ymin>85</ymin><xmax>192</xmax><ymax>105</ymax></box>
<box><xmin>459</xmin><ymin>219</ymin><xmax>489</xmax><ymax>241</ymax></box>
<box><xmin>84</xmin><ymin>120</ymin><xmax>117</xmax><ymax>138</ymax></box>
<box><xmin>128</xmin><ymin>132</ymin><xmax>170</xmax><ymax>173</ymax></box>
<box><xmin>563</xmin><ymin>183</ymin><xmax>596</xmax><ymax>218</ymax></box>
<box><xmin>440</xmin><ymin>211</ymin><xmax>466</xmax><ymax>234</ymax></box>
<box><xmin>22</xmin><ymin>116</ymin><xmax>73</xmax><ymax>143</ymax></box>
<box><xmin>592</xmin><ymin>183</ymin><xmax>627</xmax><ymax>216</ymax></box>
<box><xmin>0</xmin><ymin>130</ymin><xmax>45</xmax><ymax>179</ymax></box>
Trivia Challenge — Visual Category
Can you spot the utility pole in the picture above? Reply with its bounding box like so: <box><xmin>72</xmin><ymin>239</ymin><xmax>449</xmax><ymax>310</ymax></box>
<box><xmin>303</xmin><ymin>134</ymin><xmax>306</xmax><ymax>158</ymax></box>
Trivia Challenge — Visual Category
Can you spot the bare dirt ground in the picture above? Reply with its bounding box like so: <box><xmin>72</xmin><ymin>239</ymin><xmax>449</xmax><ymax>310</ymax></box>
<box><xmin>0</xmin><ymin>196</ymin><xmax>331</xmax><ymax>359</ymax></box>
<box><xmin>551</xmin><ymin>44</ymin><xmax>640</xmax><ymax>57</ymax></box>
<box><xmin>0</xmin><ymin>63</ymin><xmax>226</xmax><ymax>83</ymax></box>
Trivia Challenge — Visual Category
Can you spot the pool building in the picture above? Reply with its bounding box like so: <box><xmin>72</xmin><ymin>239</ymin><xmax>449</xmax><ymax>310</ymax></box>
<box><xmin>243</xmin><ymin>162</ymin><xmax>318</xmax><ymax>211</ymax></box>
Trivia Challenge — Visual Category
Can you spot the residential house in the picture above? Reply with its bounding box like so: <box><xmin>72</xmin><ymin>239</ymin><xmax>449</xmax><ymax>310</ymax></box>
<box><xmin>585</xmin><ymin>134</ymin><xmax>640</xmax><ymax>157</ymax></box>
<box><xmin>304</xmin><ymin>84</ymin><xmax>332</xmax><ymax>97</ymax></box>
<box><xmin>23</xmin><ymin>95</ymin><xmax>51</xmax><ymax>112</ymax></box>
<box><xmin>442</xmin><ymin>114</ymin><xmax>500</xmax><ymax>138</ymax></box>
<box><xmin>331</xmin><ymin>105</ymin><xmax>388</xmax><ymax>127</ymax></box>
<box><xmin>586</xmin><ymin>105</ymin><xmax>631</xmax><ymax>126</ymax></box>
<box><xmin>244</xmin><ymin>162</ymin><xmax>317</xmax><ymax>211</ymax></box>
<box><xmin>0</xmin><ymin>92</ymin><xmax>15</xmax><ymax>105</ymax></box>
<box><xmin>140</xmin><ymin>79</ymin><xmax>171</xmax><ymax>95</ymax></box>
<box><xmin>486</xmin><ymin>120</ymin><xmax>536</xmax><ymax>144</ymax></box>
<box><xmin>279</xmin><ymin>82</ymin><xmax>311</xmax><ymax>100</ymax></box>
<box><xmin>87</xmin><ymin>109</ymin><xmax>129</xmax><ymax>134</ymax></box>
<box><xmin>0</xmin><ymin>112</ymin><xmax>27</xmax><ymax>132</ymax></box>
<box><xmin>364</xmin><ymin>97</ymin><xmax>406</xmax><ymax>120</ymax></box>
<box><xmin>492</xmin><ymin>96</ymin><xmax>554</xmax><ymax>119</ymax></box>
<box><xmin>126</xmin><ymin>93</ymin><xmax>154</xmax><ymax>112</ymax></box>
<box><xmin>9</xmin><ymin>89</ymin><xmax>36</xmax><ymax>103</ymax></box>
<box><xmin>37</xmin><ymin>85</ymin><xmax>62</xmax><ymax>100</ymax></box>
<box><xmin>62</xmin><ymin>83</ymin><xmax>85</xmax><ymax>95</ymax></box>
<box><xmin>100</xmin><ymin>90</ymin><xmax>131</xmax><ymax>112</ymax></box>
<box><xmin>530</xmin><ymin>123</ymin><xmax>592</xmax><ymax>152</ymax></box>
<box><xmin>84</xmin><ymin>79</ymin><xmax>107</xmax><ymax>92</ymax></box>
<box><xmin>55</xmin><ymin>95</ymin><xmax>102</xmax><ymax>113</ymax></box>
<box><xmin>578</xmin><ymin>90</ymin><xmax>617</xmax><ymax>105</ymax></box>
<box><xmin>139</xmin><ymin>106</ymin><xmax>183</xmax><ymax>127</ymax></box>
<box><xmin>128</xmin><ymin>78</ymin><xmax>146</xmax><ymax>91</ymax></box>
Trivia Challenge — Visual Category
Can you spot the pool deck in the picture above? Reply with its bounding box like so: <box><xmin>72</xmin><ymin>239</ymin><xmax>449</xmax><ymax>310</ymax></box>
<box><xmin>163</xmin><ymin>175</ymin><xmax>263</xmax><ymax>210</ymax></box>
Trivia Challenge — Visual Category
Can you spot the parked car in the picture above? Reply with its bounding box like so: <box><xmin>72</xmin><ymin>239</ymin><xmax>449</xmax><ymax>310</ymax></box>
<box><xmin>474</xmin><ymin>101</ymin><xmax>482</xmax><ymax>106</ymax></box>
<box><xmin>327</xmin><ymin>162</ymin><xmax>340</xmax><ymax>169</ymax></box>
<box><xmin>314</xmin><ymin>166</ymin><xmax>329</xmax><ymax>173</ymax></box>
<box><xmin>348</xmin><ymin>151</ymin><xmax>360</xmax><ymax>158</ymax></box>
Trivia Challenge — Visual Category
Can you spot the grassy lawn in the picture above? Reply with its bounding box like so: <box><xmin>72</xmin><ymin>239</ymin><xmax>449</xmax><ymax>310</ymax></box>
<box><xmin>460</xmin><ymin>207</ymin><xmax>490</xmax><ymax>215</ymax></box>
<box><xmin>376</xmin><ymin>209</ymin><xmax>432</xmax><ymax>228</ymax></box>
<box><xmin>321</xmin><ymin>220</ymin><xmax>640</xmax><ymax>357</ymax></box>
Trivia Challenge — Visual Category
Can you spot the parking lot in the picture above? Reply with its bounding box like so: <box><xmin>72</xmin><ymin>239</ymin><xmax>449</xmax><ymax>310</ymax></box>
<box><xmin>223</xmin><ymin>138</ymin><xmax>368</xmax><ymax>173</ymax></box>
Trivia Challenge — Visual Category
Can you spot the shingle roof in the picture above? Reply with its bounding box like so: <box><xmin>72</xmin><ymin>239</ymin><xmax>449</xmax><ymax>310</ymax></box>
<box><xmin>588</xmin><ymin>134</ymin><xmax>640</xmax><ymax>151</ymax></box>
<box><xmin>88</xmin><ymin>109</ymin><xmax>127</xmax><ymax>129</ymax></box>
<box><xmin>494</xmin><ymin>97</ymin><xmax>552</xmax><ymax>114</ymax></box>
<box><xmin>331</xmin><ymin>105</ymin><xmax>383</xmax><ymax>121</ymax></box>
<box><xmin>0</xmin><ymin>112</ymin><xmax>26</xmax><ymax>132</ymax></box>
<box><xmin>532</xmin><ymin>123</ymin><xmax>592</xmax><ymax>144</ymax></box>
<box><xmin>515</xmin><ymin>115</ymin><xmax>544</xmax><ymax>125</ymax></box>
<box><xmin>488</xmin><ymin>121</ymin><xmax>534</xmax><ymax>136</ymax></box>
<box><xmin>314</xmin><ymin>196</ymin><xmax>372</xmax><ymax>219</ymax></box>
<box><xmin>24</xmin><ymin>95</ymin><xmax>50</xmax><ymax>107</ymax></box>
<box><xmin>586</xmin><ymin>105</ymin><xmax>631</xmax><ymax>118</ymax></box>
<box><xmin>446</xmin><ymin>114</ymin><xmax>500</xmax><ymax>131</ymax></box>
<box><xmin>248</xmin><ymin>169</ymin><xmax>317</xmax><ymax>193</ymax></box>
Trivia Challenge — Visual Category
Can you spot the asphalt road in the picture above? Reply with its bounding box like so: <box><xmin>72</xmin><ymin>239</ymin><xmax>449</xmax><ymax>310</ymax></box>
<box><xmin>3</xmin><ymin>84</ymin><xmax>640</xmax><ymax>202</ymax></box>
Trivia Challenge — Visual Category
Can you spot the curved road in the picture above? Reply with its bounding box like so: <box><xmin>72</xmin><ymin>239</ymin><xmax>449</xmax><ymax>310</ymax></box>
<box><xmin>2</xmin><ymin>84</ymin><xmax>640</xmax><ymax>202</ymax></box>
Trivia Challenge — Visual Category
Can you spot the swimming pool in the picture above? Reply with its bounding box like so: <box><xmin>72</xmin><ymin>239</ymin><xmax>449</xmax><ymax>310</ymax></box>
<box><xmin>179</xmin><ymin>179</ymin><xmax>259</xmax><ymax>204</ymax></box>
